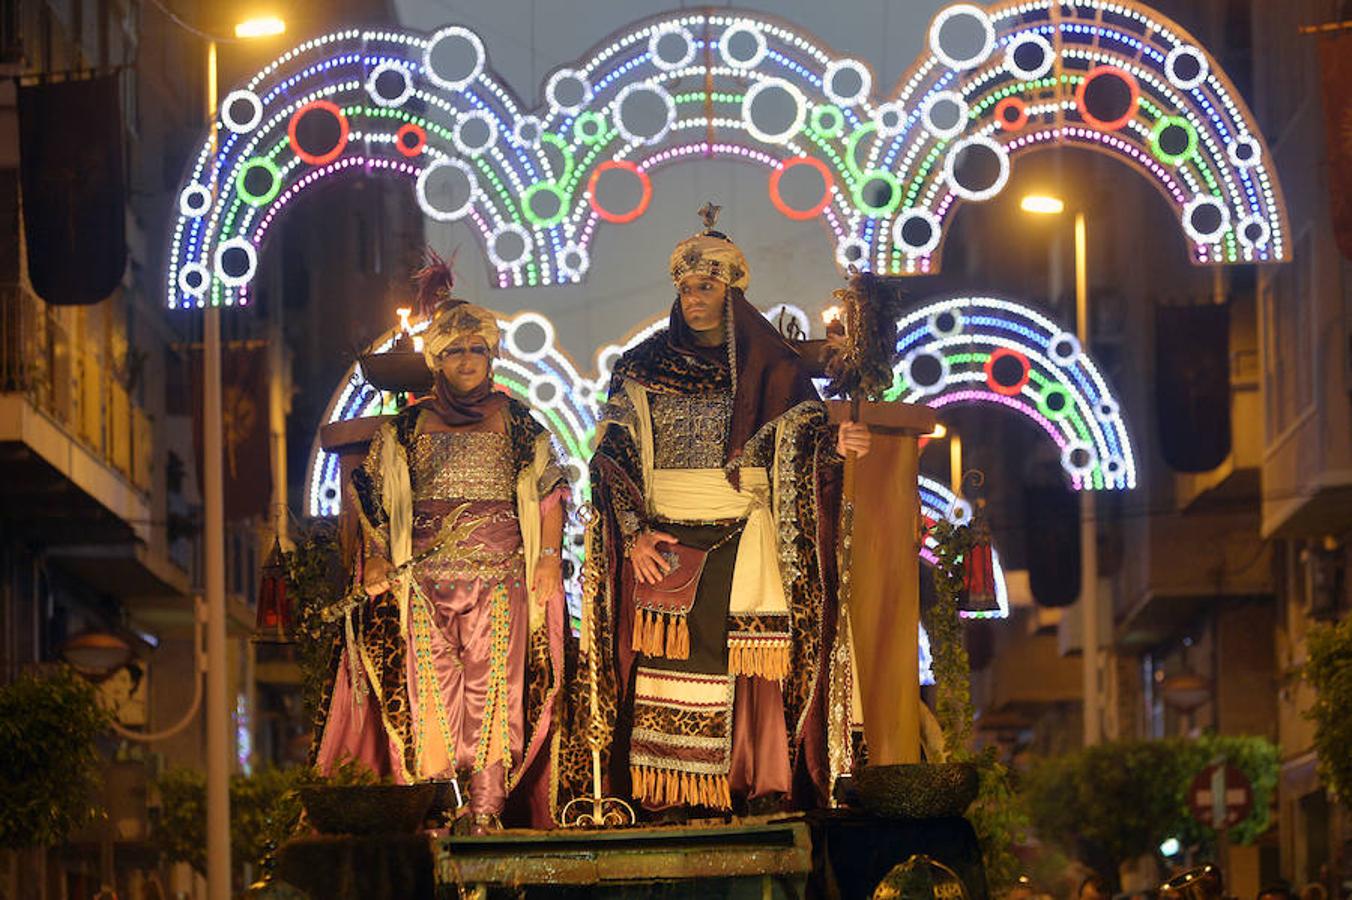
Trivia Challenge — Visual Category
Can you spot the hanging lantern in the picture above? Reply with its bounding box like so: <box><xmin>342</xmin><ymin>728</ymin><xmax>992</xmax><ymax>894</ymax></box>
<box><xmin>254</xmin><ymin>537</ymin><xmax>293</xmax><ymax>643</ymax></box>
<box><xmin>958</xmin><ymin>502</ymin><xmax>1000</xmax><ymax>614</ymax></box>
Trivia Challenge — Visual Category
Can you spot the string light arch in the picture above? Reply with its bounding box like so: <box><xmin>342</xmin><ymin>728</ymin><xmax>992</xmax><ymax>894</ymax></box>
<box><xmin>165</xmin><ymin>2</ymin><xmax>1288</xmax><ymax>309</ymax></box>
<box><xmin>891</xmin><ymin>295</ymin><xmax>1137</xmax><ymax>491</ymax></box>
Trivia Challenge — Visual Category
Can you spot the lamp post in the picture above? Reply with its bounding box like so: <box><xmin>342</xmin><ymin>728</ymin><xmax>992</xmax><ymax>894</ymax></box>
<box><xmin>204</xmin><ymin>17</ymin><xmax>285</xmax><ymax>898</ymax></box>
<box><xmin>1021</xmin><ymin>193</ymin><xmax>1102</xmax><ymax>748</ymax></box>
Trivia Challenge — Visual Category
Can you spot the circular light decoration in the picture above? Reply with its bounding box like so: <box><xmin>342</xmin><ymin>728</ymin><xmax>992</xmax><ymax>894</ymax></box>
<box><xmin>994</xmin><ymin>96</ymin><xmax>1028</xmax><ymax>132</ymax></box>
<box><xmin>928</xmin><ymin>3</ymin><xmax>996</xmax><ymax>71</ymax></box>
<box><xmin>649</xmin><ymin>23</ymin><xmax>696</xmax><ymax>72</ymax></box>
<box><xmin>1075</xmin><ymin>65</ymin><xmax>1140</xmax><ymax>132</ymax></box>
<box><xmin>853</xmin><ymin>170</ymin><xmax>902</xmax><ymax>218</ymax></box>
<box><xmin>511</xmin><ymin>115</ymin><xmax>544</xmax><ymax>148</ymax></box>
<box><xmin>288</xmin><ymin>99</ymin><xmax>349</xmax><ymax>166</ymax></box>
<box><xmin>220</xmin><ymin>89</ymin><xmax>263</xmax><ymax>134</ymax></box>
<box><xmin>1235</xmin><ymin>214</ymin><xmax>1270</xmax><ymax>251</ymax></box>
<box><xmin>873</xmin><ymin>101</ymin><xmax>907</xmax><ymax>138</ymax></box>
<box><xmin>179</xmin><ymin>184</ymin><xmax>212</xmax><ymax>218</ymax></box>
<box><xmin>742</xmin><ymin>78</ymin><xmax>807</xmax><ymax>145</ymax></box>
<box><xmin>1182</xmin><ymin>195</ymin><xmax>1231</xmax><ymax>244</ymax></box>
<box><xmin>902</xmin><ymin>347</ymin><xmax>950</xmax><ymax>396</ymax></box>
<box><xmin>947</xmin><ymin>497</ymin><xmax>973</xmax><ymax>527</ymax></box>
<box><xmin>1061</xmin><ymin>441</ymin><xmax>1097</xmax><ymax>479</ymax></box>
<box><xmin>1227</xmin><ymin>134</ymin><xmax>1262</xmax><ymax>169</ymax></box>
<box><xmin>719</xmin><ymin>20</ymin><xmax>768</xmax><ymax>70</ymax></box>
<box><xmin>213</xmin><ymin>237</ymin><xmax>258</xmax><ymax>287</ymax></box>
<box><xmin>835</xmin><ymin>236</ymin><xmax>869</xmax><ymax>268</ymax></box>
<box><xmin>486</xmin><ymin>222</ymin><xmax>533</xmax><ymax>269</ymax></box>
<box><xmin>1164</xmin><ymin>44</ymin><xmax>1209</xmax><ymax>91</ymax></box>
<box><xmin>504</xmin><ymin>311</ymin><xmax>555</xmax><ymax>362</ymax></box>
<box><xmin>984</xmin><ymin>347</ymin><xmax>1030</xmax><ymax>396</ymax></box>
<box><xmin>1094</xmin><ymin>397</ymin><xmax>1120</xmax><ymax>422</ymax></box>
<box><xmin>573</xmin><ymin>111</ymin><xmax>608</xmax><ymax>145</ymax></box>
<box><xmin>1047</xmin><ymin>332</ymin><xmax>1082</xmax><ymax>366</ymax></box>
<box><xmin>769</xmin><ymin>156</ymin><xmax>833</xmax><ymax>221</ymax></box>
<box><xmin>395</xmin><ymin>122</ymin><xmax>426</xmax><ymax>157</ymax></box>
<box><xmin>822</xmin><ymin>58</ymin><xmax>872</xmax><ymax>108</ymax></box>
<box><xmin>1004</xmin><ymin>31</ymin><xmax>1054</xmax><ymax>80</ymax></box>
<box><xmin>1150</xmin><ymin>115</ymin><xmax>1198</xmax><ymax>166</ymax></box>
<box><xmin>178</xmin><ymin>262</ymin><xmax>210</xmax><ymax>297</ymax></box>
<box><xmin>1037</xmin><ymin>383</ymin><xmax>1074</xmax><ymax>421</ymax></box>
<box><xmin>529</xmin><ymin>373</ymin><xmax>566</xmax><ymax>410</ymax></box>
<box><xmin>927</xmin><ymin>307</ymin><xmax>963</xmax><ymax>339</ymax></box>
<box><xmin>521</xmin><ymin>182</ymin><xmax>568</xmax><ymax>228</ymax></box>
<box><xmin>236</xmin><ymin>157</ymin><xmax>283</xmax><ymax>206</ymax></box>
<box><xmin>452</xmin><ymin>108</ymin><xmax>499</xmax><ymax>157</ymax></box>
<box><xmin>416</xmin><ymin>157</ymin><xmax>478</xmax><ymax>221</ymax></box>
<box><xmin>810</xmin><ymin>104</ymin><xmax>845</xmax><ymax>138</ymax></box>
<box><xmin>366</xmin><ymin>60</ymin><xmax>414</xmax><ymax>108</ymax></box>
<box><xmin>892</xmin><ymin>208</ymin><xmax>942</xmax><ymax>257</ymax></box>
<box><xmin>920</xmin><ymin>90</ymin><xmax>969</xmax><ymax>139</ymax></box>
<box><xmin>943</xmin><ymin>134</ymin><xmax>1010</xmax><ymax>201</ymax></box>
<box><xmin>424</xmin><ymin>25</ymin><xmax>486</xmax><ymax>91</ymax></box>
<box><xmin>613</xmin><ymin>81</ymin><xmax>676</xmax><ymax>145</ymax></box>
<box><xmin>587</xmin><ymin>159</ymin><xmax>652</xmax><ymax>223</ymax></box>
<box><xmin>1102</xmin><ymin>456</ymin><xmax>1127</xmax><ymax>482</ymax></box>
<box><xmin>546</xmin><ymin>68</ymin><xmax>592</xmax><ymax>116</ymax></box>
<box><xmin>557</xmin><ymin>242</ymin><xmax>590</xmax><ymax>280</ymax></box>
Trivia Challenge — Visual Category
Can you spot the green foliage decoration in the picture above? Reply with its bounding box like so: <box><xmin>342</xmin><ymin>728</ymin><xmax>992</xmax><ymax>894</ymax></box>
<box><xmin>0</xmin><ymin>666</ymin><xmax>111</xmax><ymax>849</ymax></box>
<box><xmin>1303</xmin><ymin>614</ymin><xmax>1352</xmax><ymax>801</ymax></box>
<box><xmin>926</xmin><ymin>517</ymin><xmax>1028</xmax><ymax>895</ymax></box>
<box><xmin>1024</xmin><ymin>734</ymin><xmax>1279</xmax><ymax>876</ymax></box>
<box><xmin>155</xmin><ymin>759</ymin><xmax>378</xmax><ymax>877</ymax></box>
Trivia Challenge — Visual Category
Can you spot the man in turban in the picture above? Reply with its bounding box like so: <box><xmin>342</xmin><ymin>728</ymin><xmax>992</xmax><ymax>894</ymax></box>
<box><xmin>314</xmin><ymin>257</ymin><xmax>570</xmax><ymax>833</ymax></box>
<box><xmin>559</xmin><ymin>206</ymin><xmax>869</xmax><ymax>818</ymax></box>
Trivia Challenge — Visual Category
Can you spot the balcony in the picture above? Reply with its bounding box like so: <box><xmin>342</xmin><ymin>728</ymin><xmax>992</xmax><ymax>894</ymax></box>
<box><xmin>0</xmin><ymin>285</ymin><xmax>186</xmax><ymax>597</ymax></box>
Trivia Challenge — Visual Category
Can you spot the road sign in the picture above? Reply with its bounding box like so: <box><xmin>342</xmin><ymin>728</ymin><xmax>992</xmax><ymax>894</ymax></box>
<box><xmin>1189</xmin><ymin>762</ymin><xmax>1253</xmax><ymax>830</ymax></box>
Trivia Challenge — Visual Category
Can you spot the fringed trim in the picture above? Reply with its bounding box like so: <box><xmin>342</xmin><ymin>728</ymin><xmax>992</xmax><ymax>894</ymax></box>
<box><xmin>631</xmin><ymin>608</ymin><xmax>690</xmax><ymax>660</ymax></box>
<box><xmin>728</xmin><ymin>637</ymin><xmax>791</xmax><ymax>681</ymax></box>
<box><xmin>630</xmin><ymin>765</ymin><xmax>731</xmax><ymax>810</ymax></box>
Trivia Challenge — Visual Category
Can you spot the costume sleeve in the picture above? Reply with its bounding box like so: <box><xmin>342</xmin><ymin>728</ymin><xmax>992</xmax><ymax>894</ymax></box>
<box><xmin>535</xmin><ymin>435</ymin><xmax>569</xmax><ymax>499</ymax></box>
<box><xmin>350</xmin><ymin>423</ymin><xmax>392</xmax><ymax>561</ymax></box>
<box><xmin>594</xmin><ymin>376</ymin><xmax>646</xmax><ymax>543</ymax></box>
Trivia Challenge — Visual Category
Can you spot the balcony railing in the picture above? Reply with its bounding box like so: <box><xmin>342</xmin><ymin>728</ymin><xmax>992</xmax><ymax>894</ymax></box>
<box><xmin>0</xmin><ymin>285</ymin><xmax>153</xmax><ymax>493</ymax></box>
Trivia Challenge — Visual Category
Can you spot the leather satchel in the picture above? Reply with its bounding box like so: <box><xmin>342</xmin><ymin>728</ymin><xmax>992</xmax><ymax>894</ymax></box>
<box><xmin>631</xmin><ymin>542</ymin><xmax>707</xmax><ymax>660</ymax></box>
<box><xmin>634</xmin><ymin>542</ymin><xmax>707</xmax><ymax>616</ymax></box>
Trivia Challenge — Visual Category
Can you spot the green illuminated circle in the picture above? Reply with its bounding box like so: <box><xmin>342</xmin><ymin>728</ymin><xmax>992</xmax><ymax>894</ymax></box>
<box><xmin>1150</xmin><ymin>115</ymin><xmax>1197</xmax><ymax>166</ymax></box>
<box><xmin>521</xmin><ymin>182</ymin><xmax>568</xmax><ymax>228</ymax></box>
<box><xmin>573</xmin><ymin>111</ymin><xmax>608</xmax><ymax>145</ymax></box>
<box><xmin>852</xmin><ymin>169</ymin><xmax>901</xmax><ymax>218</ymax></box>
<box><xmin>810</xmin><ymin>104</ymin><xmax>845</xmax><ymax>138</ymax></box>
<box><xmin>1037</xmin><ymin>383</ymin><xmax>1074</xmax><ymax>420</ymax></box>
<box><xmin>236</xmin><ymin>157</ymin><xmax>282</xmax><ymax>206</ymax></box>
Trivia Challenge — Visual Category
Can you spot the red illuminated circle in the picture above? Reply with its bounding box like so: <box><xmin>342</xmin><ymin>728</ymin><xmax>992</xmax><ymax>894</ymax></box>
<box><xmin>984</xmin><ymin>347</ymin><xmax>1031</xmax><ymax>396</ymax></box>
<box><xmin>395</xmin><ymin>123</ymin><xmax>427</xmax><ymax>157</ymax></box>
<box><xmin>1074</xmin><ymin>65</ymin><xmax>1140</xmax><ymax>132</ymax></box>
<box><xmin>994</xmin><ymin>96</ymin><xmax>1029</xmax><ymax>132</ymax></box>
<box><xmin>587</xmin><ymin>160</ymin><xmax>652</xmax><ymax>223</ymax></box>
<box><xmin>288</xmin><ymin>100</ymin><xmax>350</xmax><ymax>165</ymax></box>
<box><xmin>768</xmin><ymin>155</ymin><xmax>834</xmax><ymax>221</ymax></box>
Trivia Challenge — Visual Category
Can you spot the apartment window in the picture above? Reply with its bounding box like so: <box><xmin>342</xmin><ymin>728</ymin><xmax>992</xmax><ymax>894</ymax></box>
<box><xmin>1264</xmin><ymin>230</ymin><xmax>1315</xmax><ymax>438</ymax></box>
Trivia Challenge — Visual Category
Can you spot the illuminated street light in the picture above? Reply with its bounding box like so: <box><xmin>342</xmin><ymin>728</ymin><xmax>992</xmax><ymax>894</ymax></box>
<box><xmin>235</xmin><ymin>16</ymin><xmax>286</xmax><ymax>38</ymax></box>
<box><xmin>1020</xmin><ymin>193</ymin><xmax>1066</xmax><ymax>215</ymax></box>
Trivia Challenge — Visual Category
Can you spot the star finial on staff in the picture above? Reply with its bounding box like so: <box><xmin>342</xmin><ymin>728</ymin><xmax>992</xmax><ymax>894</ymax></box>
<box><xmin>698</xmin><ymin>201</ymin><xmax>722</xmax><ymax>230</ymax></box>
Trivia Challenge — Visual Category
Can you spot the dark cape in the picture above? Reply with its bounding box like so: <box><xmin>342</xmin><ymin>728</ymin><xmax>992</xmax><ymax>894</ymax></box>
<box><xmin>556</xmin><ymin>296</ymin><xmax>851</xmax><ymax>813</ymax></box>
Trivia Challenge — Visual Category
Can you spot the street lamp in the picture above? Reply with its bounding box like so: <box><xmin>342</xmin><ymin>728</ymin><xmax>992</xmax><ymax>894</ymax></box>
<box><xmin>1021</xmin><ymin>192</ymin><xmax>1101</xmax><ymax>748</ymax></box>
<box><xmin>203</xmin><ymin>17</ymin><xmax>286</xmax><ymax>899</ymax></box>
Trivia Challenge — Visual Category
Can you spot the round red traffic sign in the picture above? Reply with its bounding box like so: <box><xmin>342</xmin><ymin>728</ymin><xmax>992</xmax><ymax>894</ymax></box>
<box><xmin>1188</xmin><ymin>763</ymin><xmax>1253</xmax><ymax>829</ymax></box>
